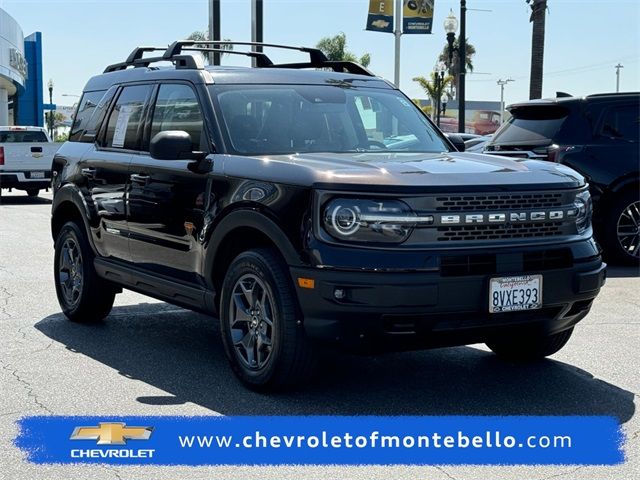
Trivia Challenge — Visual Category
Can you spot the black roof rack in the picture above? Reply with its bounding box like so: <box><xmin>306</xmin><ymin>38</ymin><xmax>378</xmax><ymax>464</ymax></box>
<box><xmin>104</xmin><ymin>41</ymin><xmax>374</xmax><ymax>76</ymax></box>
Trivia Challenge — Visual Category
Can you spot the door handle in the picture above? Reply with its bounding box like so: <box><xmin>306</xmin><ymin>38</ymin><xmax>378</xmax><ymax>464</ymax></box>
<box><xmin>81</xmin><ymin>168</ymin><xmax>97</xmax><ymax>179</ymax></box>
<box><xmin>130</xmin><ymin>173</ymin><xmax>150</xmax><ymax>184</ymax></box>
<box><xmin>31</xmin><ymin>146</ymin><xmax>43</xmax><ymax>153</ymax></box>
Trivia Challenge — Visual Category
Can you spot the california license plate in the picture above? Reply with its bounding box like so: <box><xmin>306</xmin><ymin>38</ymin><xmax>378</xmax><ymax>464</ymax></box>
<box><xmin>489</xmin><ymin>275</ymin><xmax>542</xmax><ymax>313</ymax></box>
<box><xmin>31</xmin><ymin>171</ymin><xmax>45</xmax><ymax>179</ymax></box>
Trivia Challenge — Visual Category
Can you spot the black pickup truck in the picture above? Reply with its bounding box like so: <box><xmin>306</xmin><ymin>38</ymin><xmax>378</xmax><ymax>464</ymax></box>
<box><xmin>51</xmin><ymin>41</ymin><xmax>605</xmax><ymax>390</ymax></box>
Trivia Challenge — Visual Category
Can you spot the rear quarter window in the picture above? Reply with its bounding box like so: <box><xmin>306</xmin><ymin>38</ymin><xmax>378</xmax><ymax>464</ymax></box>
<box><xmin>0</xmin><ymin>130</ymin><xmax>48</xmax><ymax>142</ymax></box>
<box><xmin>69</xmin><ymin>91</ymin><xmax>106</xmax><ymax>142</ymax></box>
<box><xmin>492</xmin><ymin>105</ymin><xmax>569</xmax><ymax>145</ymax></box>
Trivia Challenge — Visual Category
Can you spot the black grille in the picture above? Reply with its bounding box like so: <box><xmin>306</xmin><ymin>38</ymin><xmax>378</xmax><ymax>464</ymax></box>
<box><xmin>437</xmin><ymin>222</ymin><xmax>564</xmax><ymax>242</ymax></box>
<box><xmin>434</xmin><ymin>193</ymin><xmax>563</xmax><ymax>211</ymax></box>
<box><xmin>440</xmin><ymin>248</ymin><xmax>573</xmax><ymax>277</ymax></box>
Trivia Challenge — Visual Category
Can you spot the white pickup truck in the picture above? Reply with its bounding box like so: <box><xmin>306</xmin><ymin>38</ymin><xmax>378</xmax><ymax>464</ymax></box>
<box><xmin>0</xmin><ymin>126</ymin><xmax>60</xmax><ymax>197</ymax></box>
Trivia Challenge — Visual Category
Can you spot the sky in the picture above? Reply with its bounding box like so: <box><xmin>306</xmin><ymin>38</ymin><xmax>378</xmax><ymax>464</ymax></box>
<box><xmin>1</xmin><ymin>0</ymin><xmax>639</xmax><ymax>108</ymax></box>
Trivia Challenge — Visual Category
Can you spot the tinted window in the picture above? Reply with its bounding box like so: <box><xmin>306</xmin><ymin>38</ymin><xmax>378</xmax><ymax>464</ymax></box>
<box><xmin>150</xmin><ymin>84</ymin><xmax>204</xmax><ymax>151</ymax></box>
<box><xmin>601</xmin><ymin>104</ymin><xmax>639</xmax><ymax>142</ymax></box>
<box><xmin>492</xmin><ymin>106</ymin><xmax>569</xmax><ymax>145</ymax></box>
<box><xmin>104</xmin><ymin>85</ymin><xmax>152</xmax><ymax>150</ymax></box>
<box><xmin>69</xmin><ymin>91</ymin><xmax>104</xmax><ymax>142</ymax></box>
<box><xmin>69</xmin><ymin>88</ymin><xmax>118</xmax><ymax>143</ymax></box>
<box><xmin>213</xmin><ymin>85</ymin><xmax>448</xmax><ymax>155</ymax></box>
<box><xmin>0</xmin><ymin>130</ymin><xmax>48</xmax><ymax>142</ymax></box>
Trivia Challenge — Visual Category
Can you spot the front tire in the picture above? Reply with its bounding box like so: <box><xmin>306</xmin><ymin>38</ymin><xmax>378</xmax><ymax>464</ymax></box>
<box><xmin>220</xmin><ymin>248</ymin><xmax>315</xmax><ymax>391</ymax></box>
<box><xmin>486</xmin><ymin>327</ymin><xmax>574</xmax><ymax>361</ymax></box>
<box><xmin>54</xmin><ymin>221</ymin><xmax>116</xmax><ymax>322</ymax></box>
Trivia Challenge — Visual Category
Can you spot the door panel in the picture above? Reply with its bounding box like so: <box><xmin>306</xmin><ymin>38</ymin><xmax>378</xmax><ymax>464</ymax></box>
<box><xmin>127</xmin><ymin>157</ymin><xmax>209</xmax><ymax>284</ymax></box>
<box><xmin>78</xmin><ymin>150</ymin><xmax>132</xmax><ymax>261</ymax></box>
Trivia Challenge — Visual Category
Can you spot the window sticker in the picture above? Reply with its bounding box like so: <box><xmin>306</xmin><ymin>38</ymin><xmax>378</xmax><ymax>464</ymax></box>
<box><xmin>112</xmin><ymin>105</ymin><xmax>133</xmax><ymax>148</ymax></box>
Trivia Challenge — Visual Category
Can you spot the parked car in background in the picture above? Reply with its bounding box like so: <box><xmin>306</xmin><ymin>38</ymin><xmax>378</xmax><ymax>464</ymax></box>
<box><xmin>465</xmin><ymin>134</ymin><xmax>492</xmax><ymax>152</ymax></box>
<box><xmin>0</xmin><ymin>126</ymin><xmax>58</xmax><ymax>197</ymax></box>
<box><xmin>485</xmin><ymin>92</ymin><xmax>640</xmax><ymax>264</ymax></box>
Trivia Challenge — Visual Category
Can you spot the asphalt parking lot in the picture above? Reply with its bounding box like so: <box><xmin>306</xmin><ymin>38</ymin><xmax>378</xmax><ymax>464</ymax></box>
<box><xmin>1</xmin><ymin>189</ymin><xmax>638</xmax><ymax>480</ymax></box>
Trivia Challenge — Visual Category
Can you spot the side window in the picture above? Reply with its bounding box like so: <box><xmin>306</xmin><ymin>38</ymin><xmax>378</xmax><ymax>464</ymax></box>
<box><xmin>103</xmin><ymin>84</ymin><xmax>152</xmax><ymax>150</ymax></box>
<box><xmin>69</xmin><ymin>91</ymin><xmax>105</xmax><ymax>142</ymax></box>
<box><xmin>601</xmin><ymin>105</ymin><xmax>639</xmax><ymax>142</ymax></box>
<box><xmin>150</xmin><ymin>84</ymin><xmax>204</xmax><ymax>151</ymax></box>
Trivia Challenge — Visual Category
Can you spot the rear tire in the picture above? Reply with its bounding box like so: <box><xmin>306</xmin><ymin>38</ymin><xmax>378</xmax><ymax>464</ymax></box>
<box><xmin>601</xmin><ymin>190</ymin><xmax>640</xmax><ymax>265</ymax></box>
<box><xmin>27</xmin><ymin>189</ymin><xmax>39</xmax><ymax>197</ymax></box>
<box><xmin>486</xmin><ymin>327</ymin><xmax>574</xmax><ymax>361</ymax></box>
<box><xmin>54</xmin><ymin>221</ymin><xmax>116</xmax><ymax>322</ymax></box>
<box><xmin>219</xmin><ymin>248</ymin><xmax>316</xmax><ymax>391</ymax></box>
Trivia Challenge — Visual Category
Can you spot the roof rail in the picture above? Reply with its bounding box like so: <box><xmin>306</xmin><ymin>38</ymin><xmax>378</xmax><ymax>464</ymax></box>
<box><xmin>103</xmin><ymin>41</ymin><xmax>374</xmax><ymax>77</ymax></box>
<box><xmin>104</xmin><ymin>54</ymin><xmax>203</xmax><ymax>73</ymax></box>
<box><xmin>269</xmin><ymin>61</ymin><xmax>374</xmax><ymax>76</ymax></box>
<box><xmin>181</xmin><ymin>47</ymin><xmax>274</xmax><ymax>67</ymax></box>
<box><xmin>164</xmin><ymin>40</ymin><xmax>329</xmax><ymax>64</ymax></box>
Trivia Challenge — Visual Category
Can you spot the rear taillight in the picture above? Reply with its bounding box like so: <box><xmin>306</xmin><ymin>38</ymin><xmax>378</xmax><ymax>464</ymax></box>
<box><xmin>0</xmin><ymin>146</ymin><xmax>4</xmax><ymax>166</ymax></box>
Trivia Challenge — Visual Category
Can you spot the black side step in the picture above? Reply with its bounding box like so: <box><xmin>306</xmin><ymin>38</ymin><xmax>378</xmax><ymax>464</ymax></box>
<box><xmin>94</xmin><ymin>258</ymin><xmax>216</xmax><ymax>315</ymax></box>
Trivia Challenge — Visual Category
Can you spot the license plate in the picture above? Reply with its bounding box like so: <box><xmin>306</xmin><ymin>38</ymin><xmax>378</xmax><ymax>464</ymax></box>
<box><xmin>489</xmin><ymin>275</ymin><xmax>542</xmax><ymax>313</ymax></box>
<box><xmin>31</xmin><ymin>171</ymin><xmax>45</xmax><ymax>179</ymax></box>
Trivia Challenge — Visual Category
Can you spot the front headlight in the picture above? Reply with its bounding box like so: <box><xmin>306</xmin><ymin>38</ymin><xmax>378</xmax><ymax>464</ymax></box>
<box><xmin>323</xmin><ymin>198</ymin><xmax>432</xmax><ymax>244</ymax></box>
<box><xmin>573</xmin><ymin>189</ymin><xmax>592</xmax><ymax>234</ymax></box>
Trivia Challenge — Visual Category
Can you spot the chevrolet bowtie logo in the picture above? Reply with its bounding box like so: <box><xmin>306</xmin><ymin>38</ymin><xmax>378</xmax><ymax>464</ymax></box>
<box><xmin>70</xmin><ymin>422</ymin><xmax>153</xmax><ymax>445</ymax></box>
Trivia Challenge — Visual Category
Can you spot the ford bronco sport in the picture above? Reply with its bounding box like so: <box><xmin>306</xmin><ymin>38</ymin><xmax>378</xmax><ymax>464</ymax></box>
<box><xmin>51</xmin><ymin>41</ymin><xmax>606</xmax><ymax>390</ymax></box>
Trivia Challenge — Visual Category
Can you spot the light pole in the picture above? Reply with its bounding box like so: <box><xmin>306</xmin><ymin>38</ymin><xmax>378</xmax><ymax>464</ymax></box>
<box><xmin>458</xmin><ymin>0</ymin><xmax>467</xmax><ymax>134</ymax></box>
<box><xmin>497</xmin><ymin>78</ymin><xmax>514</xmax><ymax>124</ymax></box>
<box><xmin>393</xmin><ymin>0</ymin><xmax>402</xmax><ymax>87</ymax></box>
<box><xmin>443</xmin><ymin>9</ymin><xmax>458</xmax><ymax>72</ymax></box>
<box><xmin>47</xmin><ymin>79</ymin><xmax>54</xmax><ymax>140</ymax></box>
<box><xmin>615</xmin><ymin>63</ymin><xmax>624</xmax><ymax>93</ymax></box>
<box><xmin>434</xmin><ymin>61</ymin><xmax>447</xmax><ymax>127</ymax></box>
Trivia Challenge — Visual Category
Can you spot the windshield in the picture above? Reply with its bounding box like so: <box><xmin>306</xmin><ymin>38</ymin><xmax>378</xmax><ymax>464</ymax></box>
<box><xmin>492</xmin><ymin>105</ymin><xmax>569</xmax><ymax>145</ymax></box>
<box><xmin>211</xmin><ymin>85</ymin><xmax>449</xmax><ymax>155</ymax></box>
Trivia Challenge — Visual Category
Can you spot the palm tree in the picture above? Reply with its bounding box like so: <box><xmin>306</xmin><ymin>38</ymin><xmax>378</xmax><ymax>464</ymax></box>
<box><xmin>316</xmin><ymin>32</ymin><xmax>371</xmax><ymax>67</ymax></box>
<box><xmin>438</xmin><ymin>38</ymin><xmax>476</xmax><ymax>98</ymax></box>
<box><xmin>413</xmin><ymin>72</ymin><xmax>454</xmax><ymax>120</ymax></box>
<box><xmin>186</xmin><ymin>31</ymin><xmax>233</xmax><ymax>64</ymax></box>
<box><xmin>527</xmin><ymin>0</ymin><xmax>547</xmax><ymax>99</ymax></box>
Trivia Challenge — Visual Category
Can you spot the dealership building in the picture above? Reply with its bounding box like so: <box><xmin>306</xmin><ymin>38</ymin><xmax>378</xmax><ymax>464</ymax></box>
<box><xmin>0</xmin><ymin>8</ymin><xmax>44</xmax><ymax>126</ymax></box>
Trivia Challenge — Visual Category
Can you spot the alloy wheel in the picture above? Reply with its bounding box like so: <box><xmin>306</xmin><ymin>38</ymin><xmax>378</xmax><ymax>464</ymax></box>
<box><xmin>58</xmin><ymin>236</ymin><xmax>83</xmax><ymax>307</ymax></box>
<box><xmin>617</xmin><ymin>200</ymin><xmax>640</xmax><ymax>258</ymax></box>
<box><xmin>228</xmin><ymin>273</ymin><xmax>275</xmax><ymax>370</ymax></box>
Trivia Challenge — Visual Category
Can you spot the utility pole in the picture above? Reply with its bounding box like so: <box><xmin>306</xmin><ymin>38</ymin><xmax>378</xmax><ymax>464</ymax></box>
<box><xmin>251</xmin><ymin>0</ymin><xmax>264</xmax><ymax>67</ymax></box>
<box><xmin>457</xmin><ymin>0</ymin><xmax>466</xmax><ymax>133</ymax></box>
<box><xmin>497</xmin><ymin>78</ymin><xmax>514</xmax><ymax>124</ymax></box>
<box><xmin>208</xmin><ymin>0</ymin><xmax>221</xmax><ymax>65</ymax></box>
<box><xmin>393</xmin><ymin>0</ymin><xmax>402</xmax><ymax>87</ymax></box>
<box><xmin>615</xmin><ymin>63</ymin><xmax>624</xmax><ymax>93</ymax></box>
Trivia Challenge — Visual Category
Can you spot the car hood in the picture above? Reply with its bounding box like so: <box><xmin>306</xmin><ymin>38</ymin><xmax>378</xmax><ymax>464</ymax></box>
<box><xmin>221</xmin><ymin>151</ymin><xmax>585</xmax><ymax>190</ymax></box>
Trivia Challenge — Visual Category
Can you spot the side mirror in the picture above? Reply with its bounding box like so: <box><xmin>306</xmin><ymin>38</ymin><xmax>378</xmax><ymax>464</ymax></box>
<box><xmin>447</xmin><ymin>134</ymin><xmax>466</xmax><ymax>152</ymax></box>
<box><xmin>150</xmin><ymin>130</ymin><xmax>199</xmax><ymax>160</ymax></box>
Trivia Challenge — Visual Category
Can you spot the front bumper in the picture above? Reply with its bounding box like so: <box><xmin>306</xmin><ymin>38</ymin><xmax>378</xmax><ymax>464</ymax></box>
<box><xmin>291</xmin><ymin>242</ymin><xmax>606</xmax><ymax>351</ymax></box>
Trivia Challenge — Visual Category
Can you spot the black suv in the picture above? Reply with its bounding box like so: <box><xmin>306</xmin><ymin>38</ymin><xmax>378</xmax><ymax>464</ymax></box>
<box><xmin>486</xmin><ymin>93</ymin><xmax>639</xmax><ymax>265</ymax></box>
<box><xmin>51</xmin><ymin>41</ymin><xmax>605</xmax><ymax>390</ymax></box>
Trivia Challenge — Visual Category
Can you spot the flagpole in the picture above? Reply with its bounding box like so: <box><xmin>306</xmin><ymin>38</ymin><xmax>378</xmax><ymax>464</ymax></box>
<box><xmin>394</xmin><ymin>0</ymin><xmax>402</xmax><ymax>87</ymax></box>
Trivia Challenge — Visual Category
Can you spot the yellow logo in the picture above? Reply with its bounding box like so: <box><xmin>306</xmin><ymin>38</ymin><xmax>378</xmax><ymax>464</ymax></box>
<box><xmin>70</xmin><ymin>422</ymin><xmax>153</xmax><ymax>445</ymax></box>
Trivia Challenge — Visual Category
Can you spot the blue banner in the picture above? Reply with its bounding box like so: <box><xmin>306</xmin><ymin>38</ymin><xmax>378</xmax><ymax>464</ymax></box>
<box><xmin>366</xmin><ymin>0</ymin><xmax>394</xmax><ymax>33</ymax></box>
<box><xmin>403</xmin><ymin>0</ymin><xmax>434</xmax><ymax>34</ymax></box>
<box><xmin>15</xmin><ymin>416</ymin><xmax>624</xmax><ymax>466</ymax></box>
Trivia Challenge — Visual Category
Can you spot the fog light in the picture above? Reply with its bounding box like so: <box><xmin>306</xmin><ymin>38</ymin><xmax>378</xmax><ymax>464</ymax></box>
<box><xmin>334</xmin><ymin>288</ymin><xmax>347</xmax><ymax>300</ymax></box>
